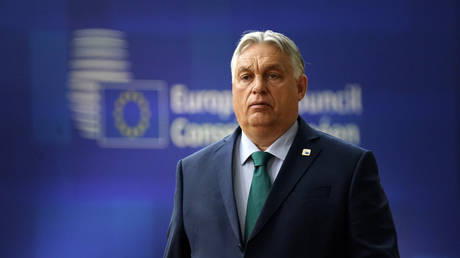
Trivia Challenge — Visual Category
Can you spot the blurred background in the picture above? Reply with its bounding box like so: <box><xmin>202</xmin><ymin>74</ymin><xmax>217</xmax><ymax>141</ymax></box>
<box><xmin>0</xmin><ymin>0</ymin><xmax>458</xmax><ymax>257</ymax></box>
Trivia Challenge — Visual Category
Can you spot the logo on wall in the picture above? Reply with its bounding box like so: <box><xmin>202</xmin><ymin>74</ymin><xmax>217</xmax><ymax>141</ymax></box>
<box><xmin>99</xmin><ymin>81</ymin><xmax>168</xmax><ymax>148</ymax></box>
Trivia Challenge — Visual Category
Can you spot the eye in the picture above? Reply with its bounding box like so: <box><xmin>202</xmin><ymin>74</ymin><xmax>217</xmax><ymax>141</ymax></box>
<box><xmin>268</xmin><ymin>73</ymin><xmax>281</xmax><ymax>80</ymax></box>
<box><xmin>239</xmin><ymin>74</ymin><xmax>252</xmax><ymax>81</ymax></box>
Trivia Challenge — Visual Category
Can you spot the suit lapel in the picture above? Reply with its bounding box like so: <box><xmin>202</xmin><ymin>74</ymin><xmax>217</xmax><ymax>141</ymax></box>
<box><xmin>249</xmin><ymin>118</ymin><xmax>322</xmax><ymax>241</ymax></box>
<box><xmin>216</xmin><ymin>128</ymin><xmax>244</xmax><ymax>245</ymax></box>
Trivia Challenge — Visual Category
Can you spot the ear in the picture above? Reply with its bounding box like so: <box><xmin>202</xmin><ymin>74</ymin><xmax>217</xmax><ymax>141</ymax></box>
<box><xmin>296</xmin><ymin>74</ymin><xmax>308</xmax><ymax>101</ymax></box>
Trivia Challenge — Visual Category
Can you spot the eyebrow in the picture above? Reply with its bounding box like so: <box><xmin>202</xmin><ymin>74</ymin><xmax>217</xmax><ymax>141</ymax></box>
<box><xmin>237</xmin><ymin>66</ymin><xmax>253</xmax><ymax>74</ymax></box>
<box><xmin>263</xmin><ymin>64</ymin><xmax>285</xmax><ymax>72</ymax></box>
<box><xmin>237</xmin><ymin>63</ymin><xmax>286</xmax><ymax>74</ymax></box>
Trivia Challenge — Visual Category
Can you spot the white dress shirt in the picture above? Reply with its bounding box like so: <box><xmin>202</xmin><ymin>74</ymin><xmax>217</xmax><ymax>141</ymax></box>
<box><xmin>233</xmin><ymin>121</ymin><xmax>298</xmax><ymax>235</ymax></box>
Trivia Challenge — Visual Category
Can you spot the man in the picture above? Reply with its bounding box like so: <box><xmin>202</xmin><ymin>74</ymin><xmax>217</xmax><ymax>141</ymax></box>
<box><xmin>164</xmin><ymin>30</ymin><xmax>399</xmax><ymax>258</ymax></box>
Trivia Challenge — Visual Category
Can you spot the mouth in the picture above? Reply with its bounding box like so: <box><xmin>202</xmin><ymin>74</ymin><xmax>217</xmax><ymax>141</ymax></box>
<box><xmin>249</xmin><ymin>101</ymin><xmax>271</xmax><ymax>109</ymax></box>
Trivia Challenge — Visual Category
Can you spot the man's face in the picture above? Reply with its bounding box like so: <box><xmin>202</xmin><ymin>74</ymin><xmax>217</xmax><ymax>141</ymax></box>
<box><xmin>232</xmin><ymin>43</ymin><xmax>306</xmax><ymax>134</ymax></box>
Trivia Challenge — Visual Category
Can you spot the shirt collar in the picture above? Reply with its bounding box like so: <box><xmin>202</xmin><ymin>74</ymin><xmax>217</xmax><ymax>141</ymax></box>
<box><xmin>239</xmin><ymin>120</ymin><xmax>299</xmax><ymax>165</ymax></box>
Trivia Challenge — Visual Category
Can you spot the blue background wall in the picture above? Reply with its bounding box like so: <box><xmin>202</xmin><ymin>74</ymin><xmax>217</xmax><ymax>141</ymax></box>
<box><xmin>1</xmin><ymin>0</ymin><xmax>458</xmax><ymax>257</ymax></box>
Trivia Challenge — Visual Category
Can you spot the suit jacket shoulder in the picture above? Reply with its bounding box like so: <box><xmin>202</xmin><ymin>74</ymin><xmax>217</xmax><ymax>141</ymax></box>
<box><xmin>314</xmin><ymin>125</ymin><xmax>368</xmax><ymax>156</ymax></box>
<box><xmin>292</xmin><ymin>118</ymin><xmax>371</xmax><ymax>176</ymax></box>
<box><xmin>181</xmin><ymin>129</ymin><xmax>238</xmax><ymax>169</ymax></box>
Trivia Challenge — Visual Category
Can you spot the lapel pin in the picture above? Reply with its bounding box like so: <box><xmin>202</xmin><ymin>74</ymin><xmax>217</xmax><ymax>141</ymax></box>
<box><xmin>302</xmin><ymin>148</ymin><xmax>311</xmax><ymax>156</ymax></box>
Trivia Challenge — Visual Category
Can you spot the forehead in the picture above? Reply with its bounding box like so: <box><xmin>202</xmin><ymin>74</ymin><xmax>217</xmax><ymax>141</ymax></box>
<box><xmin>237</xmin><ymin>43</ymin><xmax>291</xmax><ymax>69</ymax></box>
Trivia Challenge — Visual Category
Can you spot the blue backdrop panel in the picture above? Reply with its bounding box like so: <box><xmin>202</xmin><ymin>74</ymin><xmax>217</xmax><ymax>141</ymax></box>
<box><xmin>0</xmin><ymin>0</ymin><xmax>458</xmax><ymax>257</ymax></box>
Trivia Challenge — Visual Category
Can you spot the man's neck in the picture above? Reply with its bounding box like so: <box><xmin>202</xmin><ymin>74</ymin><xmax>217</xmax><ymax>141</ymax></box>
<box><xmin>242</xmin><ymin>120</ymin><xmax>297</xmax><ymax>151</ymax></box>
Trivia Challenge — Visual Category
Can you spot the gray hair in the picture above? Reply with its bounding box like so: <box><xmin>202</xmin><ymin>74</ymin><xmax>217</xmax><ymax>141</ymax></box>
<box><xmin>230</xmin><ymin>30</ymin><xmax>305</xmax><ymax>82</ymax></box>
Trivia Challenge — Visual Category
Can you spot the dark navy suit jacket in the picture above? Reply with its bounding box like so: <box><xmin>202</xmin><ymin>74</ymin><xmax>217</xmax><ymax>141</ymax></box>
<box><xmin>164</xmin><ymin>117</ymin><xmax>399</xmax><ymax>258</ymax></box>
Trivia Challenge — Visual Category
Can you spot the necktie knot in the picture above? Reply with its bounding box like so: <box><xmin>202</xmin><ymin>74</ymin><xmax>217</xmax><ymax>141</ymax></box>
<box><xmin>251</xmin><ymin>151</ymin><xmax>272</xmax><ymax>167</ymax></box>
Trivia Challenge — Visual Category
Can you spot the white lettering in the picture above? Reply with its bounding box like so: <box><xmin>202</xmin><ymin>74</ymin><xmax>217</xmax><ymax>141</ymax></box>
<box><xmin>170</xmin><ymin>117</ymin><xmax>237</xmax><ymax>147</ymax></box>
<box><xmin>299</xmin><ymin>84</ymin><xmax>362</xmax><ymax>115</ymax></box>
<box><xmin>309</xmin><ymin>116</ymin><xmax>360</xmax><ymax>144</ymax></box>
<box><xmin>170</xmin><ymin>84</ymin><xmax>233</xmax><ymax>119</ymax></box>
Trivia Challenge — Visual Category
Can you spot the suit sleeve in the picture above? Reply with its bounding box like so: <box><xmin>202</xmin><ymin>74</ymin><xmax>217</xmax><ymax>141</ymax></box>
<box><xmin>347</xmin><ymin>151</ymin><xmax>400</xmax><ymax>257</ymax></box>
<box><xmin>163</xmin><ymin>160</ymin><xmax>191</xmax><ymax>258</ymax></box>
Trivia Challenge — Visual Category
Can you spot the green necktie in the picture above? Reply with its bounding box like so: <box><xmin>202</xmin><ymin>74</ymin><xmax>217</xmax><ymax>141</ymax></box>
<box><xmin>245</xmin><ymin>151</ymin><xmax>272</xmax><ymax>242</ymax></box>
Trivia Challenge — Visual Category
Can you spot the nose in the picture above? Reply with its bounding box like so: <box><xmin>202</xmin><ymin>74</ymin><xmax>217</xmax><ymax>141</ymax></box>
<box><xmin>251</xmin><ymin>75</ymin><xmax>267</xmax><ymax>94</ymax></box>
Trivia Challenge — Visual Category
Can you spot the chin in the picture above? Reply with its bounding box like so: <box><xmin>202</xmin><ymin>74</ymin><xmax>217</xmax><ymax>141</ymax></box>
<box><xmin>247</xmin><ymin>118</ymin><xmax>276</xmax><ymax>128</ymax></box>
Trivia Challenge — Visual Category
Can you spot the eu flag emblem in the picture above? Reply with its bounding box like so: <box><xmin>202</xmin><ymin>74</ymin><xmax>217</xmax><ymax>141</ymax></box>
<box><xmin>99</xmin><ymin>80</ymin><xmax>168</xmax><ymax>148</ymax></box>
